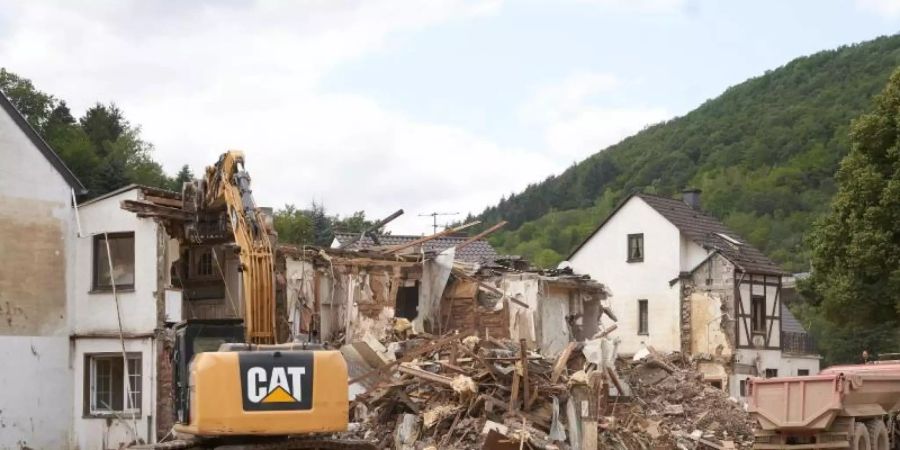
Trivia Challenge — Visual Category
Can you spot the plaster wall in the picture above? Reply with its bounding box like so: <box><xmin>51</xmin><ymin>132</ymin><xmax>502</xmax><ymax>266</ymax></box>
<box><xmin>730</xmin><ymin>349</ymin><xmax>821</xmax><ymax>399</ymax></box>
<box><xmin>499</xmin><ymin>276</ymin><xmax>540</xmax><ymax>347</ymax></box>
<box><xmin>74</xmin><ymin>190</ymin><xmax>159</xmax><ymax>334</ymax></box>
<box><xmin>569</xmin><ymin>197</ymin><xmax>684</xmax><ymax>355</ymax></box>
<box><xmin>72</xmin><ymin>337</ymin><xmax>156</xmax><ymax>450</ymax></box>
<box><xmin>0</xmin><ymin>101</ymin><xmax>76</xmax><ymax>449</ymax></box>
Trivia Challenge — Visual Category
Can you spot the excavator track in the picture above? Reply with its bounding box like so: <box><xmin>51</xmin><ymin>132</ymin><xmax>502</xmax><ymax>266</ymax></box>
<box><xmin>135</xmin><ymin>436</ymin><xmax>378</xmax><ymax>450</ymax></box>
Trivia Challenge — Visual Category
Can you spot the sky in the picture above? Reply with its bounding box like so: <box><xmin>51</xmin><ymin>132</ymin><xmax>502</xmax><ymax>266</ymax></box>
<box><xmin>1</xmin><ymin>0</ymin><xmax>899</xmax><ymax>234</ymax></box>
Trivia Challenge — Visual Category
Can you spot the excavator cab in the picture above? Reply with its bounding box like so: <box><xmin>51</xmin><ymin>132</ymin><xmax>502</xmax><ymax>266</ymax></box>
<box><xmin>174</xmin><ymin>320</ymin><xmax>245</xmax><ymax>424</ymax></box>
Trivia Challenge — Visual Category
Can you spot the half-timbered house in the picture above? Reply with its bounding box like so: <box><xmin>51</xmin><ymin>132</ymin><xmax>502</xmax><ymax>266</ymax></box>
<box><xmin>567</xmin><ymin>190</ymin><xmax>819</xmax><ymax>400</ymax></box>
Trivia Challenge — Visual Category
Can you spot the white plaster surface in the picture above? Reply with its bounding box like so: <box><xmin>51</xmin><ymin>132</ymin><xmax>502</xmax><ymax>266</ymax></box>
<box><xmin>570</xmin><ymin>196</ymin><xmax>687</xmax><ymax>355</ymax></box>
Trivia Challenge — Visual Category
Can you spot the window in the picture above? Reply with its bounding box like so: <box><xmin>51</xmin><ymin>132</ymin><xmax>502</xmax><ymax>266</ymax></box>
<box><xmin>765</xmin><ymin>369</ymin><xmax>778</xmax><ymax>378</ymax></box>
<box><xmin>93</xmin><ymin>233</ymin><xmax>135</xmax><ymax>291</ymax></box>
<box><xmin>637</xmin><ymin>299</ymin><xmax>649</xmax><ymax>335</ymax></box>
<box><xmin>797</xmin><ymin>369</ymin><xmax>809</xmax><ymax>376</ymax></box>
<box><xmin>739</xmin><ymin>379</ymin><xmax>748</xmax><ymax>397</ymax></box>
<box><xmin>627</xmin><ymin>233</ymin><xmax>644</xmax><ymax>262</ymax></box>
<box><xmin>395</xmin><ymin>281</ymin><xmax>420</xmax><ymax>320</ymax></box>
<box><xmin>190</xmin><ymin>247</ymin><xmax>216</xmax><ymax>279</ymax></box>
<box><xmin>85</xmin><ymin>354</ymin><xmax>141</xmax><ymax>416</ymax></box>
<box><xmin>751</xmin><ymin>295</ymin><xmax>766</xmax><ymax>334</ymax></box>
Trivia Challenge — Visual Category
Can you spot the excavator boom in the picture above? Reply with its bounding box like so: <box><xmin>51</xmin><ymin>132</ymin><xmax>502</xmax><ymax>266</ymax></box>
<box><xmin>198</xmin><ymin>151</ymin><xmax>276</xmax><ymax>344</ymax></box>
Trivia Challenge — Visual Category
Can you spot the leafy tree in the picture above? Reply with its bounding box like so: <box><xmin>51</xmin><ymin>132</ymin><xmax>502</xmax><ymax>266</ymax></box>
<box><xmin>333</xmin><ymin>211</ymin><xmax>375</xmax><ymax>234</ymax></box>
<box><xmin>0</xmin><ymin>68</ymin><xmax>185</xmax><ymax>196</ymax></box>
<box><xmin>0</xmin><ymin>68</ymin><xmax>54</xmax><ymax>129</ymax></box>
<box><xmin>274</xmin><ymin>204</ymin><xmax>315</xmax><ymax>246</ymax></box>
<box><xmin>803</xmin><ymin>69</ymin><xmax>900</xmax><ymax>364</ymax></box>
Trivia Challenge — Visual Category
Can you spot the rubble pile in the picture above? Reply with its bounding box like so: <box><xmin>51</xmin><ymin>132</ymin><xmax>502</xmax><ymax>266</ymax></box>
<box><xmin>612</xmin><ymin>352</ymin><xmax>755</xmax><ymax>449</ymax></box>
<box><xmin>343</xmin><ymin>324</ymin><xmax>754</xmax><ymax>450</ymax></box>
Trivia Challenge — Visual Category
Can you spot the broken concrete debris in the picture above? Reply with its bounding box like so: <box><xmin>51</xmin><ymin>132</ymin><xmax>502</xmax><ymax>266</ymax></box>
<box><xmin>342</xmin><ymin>321</ymin><xmax>754</xmax><ymax>450</ymax></box>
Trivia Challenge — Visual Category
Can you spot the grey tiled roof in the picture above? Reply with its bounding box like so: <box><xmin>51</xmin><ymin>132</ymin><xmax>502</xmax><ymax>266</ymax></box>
<box><xmin>780</xmin><ymin>303</ymin><xmax>807</xmax><ymax>334</ymax></box>
<box><xmin>333</xmin><ymin>232</ymin><xmax>498</xmax><ymax>263</ymax></box>
<box><xmin>636</xmin><ymin>194</ymin><xmax>785</xmax><ymax>275</ymax></box>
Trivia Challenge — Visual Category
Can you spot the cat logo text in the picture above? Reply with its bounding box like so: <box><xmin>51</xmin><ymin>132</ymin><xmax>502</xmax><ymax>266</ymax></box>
<box><xmin>239</xmin><ymin>352</ymin><xmax>314</xmax><ymax>411</ymax></box>
<box><xmin>247</xmin><ymin>366</ymin><xmax>306</xmax><ymax>404</ymax></box>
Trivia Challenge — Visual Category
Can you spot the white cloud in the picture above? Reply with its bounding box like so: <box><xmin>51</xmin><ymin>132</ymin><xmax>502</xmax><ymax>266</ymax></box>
<box><xmin>0</xmin><ymin>0</ymin><xmax>561</xmax><ymax>234</ymax></box>
<box><xmin>0</xmin><ymin>1</ymin><xmax>668</xmax><ymax>235</ymax></box>
<box><xmin>523</xmin><ymin>71</ymin><xmax>670</xmax><ymax>160</ymax></box>
<box><xmin>856</xmin><ymin>0</ymin><xmax>900</xmax><ymax>17</ymax></box>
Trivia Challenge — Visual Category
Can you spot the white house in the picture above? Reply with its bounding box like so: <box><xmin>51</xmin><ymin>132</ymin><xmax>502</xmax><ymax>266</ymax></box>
<box><xmin>568</xmin><ymin>190</ymin><xmax>819</xmax><ymax>399</ymax></box>
<box><xmin>0</xmin><ymin>91</ymin><xmax>85</xmax><ymax>449</ymax></box>
<box><xmin>71</xmin><ymin>185</ymin><xmax>182</xmax><ymax>449</ymax></box>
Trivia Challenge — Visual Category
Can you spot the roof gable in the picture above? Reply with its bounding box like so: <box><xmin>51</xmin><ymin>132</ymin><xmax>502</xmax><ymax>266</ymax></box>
<box><xmin>635</xmin><ymin>193</ymin><xmax>783</xmax><ymax>275</ymax></box>
<box><xmin>568</xmin><ymin>192</ymin><xmax>784</xmax><ymax>275</ymax></box>
<box><xmin>333</xmin><ymin>232</ymin><xmax>498</xmax><ymax>263</ymax></box>
<box><xmin>0</xmin><ymin>91</ymin><xmax>85</xmax><ymax>193</ymax></box>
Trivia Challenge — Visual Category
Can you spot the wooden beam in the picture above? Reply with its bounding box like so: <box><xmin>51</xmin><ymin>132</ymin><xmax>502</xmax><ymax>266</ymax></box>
<box><xmin>349</xmin><ymin>333</ymin><xmax>460</xmax><ymax>384</ymax></box>
<box><xmin>398</xmin><ymin>365</ymin><xmax>454</xmax><ymax>386</ymax></box>
<box><xmin>520</xmin><ymin>338</ymin><xmax>530</xmax><ymax>411</ymax></box>
<box><xmin>550</xmin><ymin>342</ymin><xmax>577</xmax><ymax>384</ymax></box>
<box><xmin>143</xmin><ymin>194</ymin><xmax>183</xmax><ymax>208</ymax></box>
<box><xmin>384</xmin><ymin>221</ymin><xmax>480</xmax><ymax>254</ymax></box>
<box><xmin>456</xmin><ymin>221</ymin><xmax>507</xmax><ymax>251</ymax></box>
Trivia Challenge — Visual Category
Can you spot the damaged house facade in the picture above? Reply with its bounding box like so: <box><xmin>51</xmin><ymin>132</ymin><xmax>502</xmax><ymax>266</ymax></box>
<box><xmin>283</xmin><ymin>232</ymin><xmax>609</xmax><ymax>357</ymax></box>
<box><xmin>568</xmin><ymin>190</ymin><xmax>819</xmax><ymax>400</ymax></box>
<box><xmin>70</xmin><ymin>185</ymin><xmax>184</xmax><ymax>449</ymax></box>
<box><xmin>0</xmin><ymin>90</ymin><xmax>85</xmax><ymax>449</ymax></box>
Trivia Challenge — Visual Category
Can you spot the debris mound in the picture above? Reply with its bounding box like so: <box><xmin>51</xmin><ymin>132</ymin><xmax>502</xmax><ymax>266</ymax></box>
<box><xmin>343</xmin><ymin>324</ymin><xmax>755</xmax><ymax>449</ymax></box>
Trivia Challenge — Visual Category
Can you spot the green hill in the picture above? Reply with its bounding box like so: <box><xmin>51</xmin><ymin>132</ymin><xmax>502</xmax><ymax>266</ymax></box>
<box><xmin>479</xmin><ymin>34</ymin><xmax>900</xmax><ymax>272</ymax></box>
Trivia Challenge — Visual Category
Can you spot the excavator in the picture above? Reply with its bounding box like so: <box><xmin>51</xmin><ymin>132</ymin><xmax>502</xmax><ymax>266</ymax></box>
<box><xmin>138</xmin><ymin>151</ymin><xmax>373</xmax><ymax>450</ymax></box>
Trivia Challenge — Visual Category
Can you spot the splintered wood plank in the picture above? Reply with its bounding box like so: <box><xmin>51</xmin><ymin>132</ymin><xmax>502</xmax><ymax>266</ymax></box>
<box><xmin>509</xmin><ymin>373</ymin><xmax>520</xmax><ymax>411</ymax></box>
<box><xmin>550</xmin><ymin>341</ymin><xmax>577</xmax><ymax>384</ymax></box>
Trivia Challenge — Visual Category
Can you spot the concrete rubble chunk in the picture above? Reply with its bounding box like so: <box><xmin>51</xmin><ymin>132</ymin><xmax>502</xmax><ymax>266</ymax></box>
<box><xmin>393</xmin><ymin>414</ymin><xmax>419</xmax><ymax>450</ymax></box>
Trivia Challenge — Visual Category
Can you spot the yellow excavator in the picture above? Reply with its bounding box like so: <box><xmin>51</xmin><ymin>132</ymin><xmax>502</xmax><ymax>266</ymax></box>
<box><xmin>142</xmin><ymin>151</ymin><xmax>371</xmax><ymax>449</ymax></box>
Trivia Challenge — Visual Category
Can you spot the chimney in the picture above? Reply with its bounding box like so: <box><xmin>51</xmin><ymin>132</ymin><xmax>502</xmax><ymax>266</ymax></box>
<box><xmin>682</xmin><ymin>188</ymin><xmax>702</xmax><ymax>210</ymax></box>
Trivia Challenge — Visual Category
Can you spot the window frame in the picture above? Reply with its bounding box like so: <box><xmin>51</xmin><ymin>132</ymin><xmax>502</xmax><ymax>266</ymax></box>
<box><xmin>765</xmin><ymin>368</ymin><xmax>778</xmax><ymax>379</ymax></box>
<box><xmin>750</xmin><ymin>295</ymin><xmax>766</xmax><ymax>335</ymax></box>
<box><xmin>627</xmin><ymin>233</ymin><xmax>644</xmax><ymax>263</ymax></box>
<box><xmin>637</xmin><ymin>299</ymin><xmax>649</xmax><ymax>335</ymax></box>
<box><xmin>92</xmin><ymin>232</ymin><xmax>136</xmax><ymax>292</ymax></box>
<box><xmin>189</xmin><ymin>246</ymin><xmax>219</xmax><ymax>280</ymax></box>
<box><xmin>83</xmin><ymin>352</ymin><xmax>142</xmax><ymax>418</ymax></box>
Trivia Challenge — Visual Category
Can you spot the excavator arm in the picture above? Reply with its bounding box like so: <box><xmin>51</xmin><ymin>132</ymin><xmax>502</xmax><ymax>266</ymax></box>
<box><xmin>196</xmin><ymin>150</ymin><xmax>276</xmax><ymax>344</ymax></box>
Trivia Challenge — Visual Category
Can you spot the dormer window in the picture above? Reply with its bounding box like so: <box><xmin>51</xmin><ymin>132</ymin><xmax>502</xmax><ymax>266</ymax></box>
<box><xmin>627</xmin><ymin>233</ymin><xmax>644</xmax><ymax>262</ymax></box>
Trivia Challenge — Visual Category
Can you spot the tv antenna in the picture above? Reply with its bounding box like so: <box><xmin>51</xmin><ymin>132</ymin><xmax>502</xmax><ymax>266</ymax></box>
<box><xmin>419</xmin><ymin>212</ymin><xmax>459</xmax><ymax>234</ymax></box>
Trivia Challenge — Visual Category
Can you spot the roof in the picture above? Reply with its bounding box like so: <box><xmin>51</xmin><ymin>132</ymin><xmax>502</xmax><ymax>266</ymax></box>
<box><xmin>569</xmin><ymin>192</ymin><xmax>785</xmax><ymax>275</ymax></box>
<box><xmin>333</xmin><ymin>232</ymin><xmax>498</xmax><ymax>263</ymax></box>
<box><xmin>0</xmin><ymin>90</ymin><xmax>86</xmax><ymax>193</ymax></box>
<box><xmin>780</xmin><ymin>303</ymin><xmax>806</xmax><ymax>334</ymax></box>
<box><xmin>77</xmin><ymin>183</ymin><xmax>180</xmax><ymax>207</ymax></box>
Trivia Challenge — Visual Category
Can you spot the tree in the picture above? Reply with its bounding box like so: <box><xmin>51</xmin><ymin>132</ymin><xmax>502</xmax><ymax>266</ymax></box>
<box><xmin>79</xmin><ymin>103</ymin><xmax>126</xmax><ymax>157</ymax></box>
<box><xmin>0</xmin><ymin>68</ymin><xmax>54</xmax><ymax>129</ymax></box>
<box><xmin>803</xmin><ymin>68</ymin><xmax>900</xmax><ymax>364</ymax></box>
<box><xmin>170</xmin><ymin>164</ymin><xmax>195</xmax><ymax>191</ymax></box>
<box><xmin>273</xmin><ymin>204</ymin><xmax>314</xmax><ymax>246</ymax></box>
<box><xmin>333</xmin><ymin>211</ymin><xmax>374</xmax><ymax>234</ymax></box>
<box><xmin>310</xmin><ymin>201</ymin><xmax>333</xmax><ymax>246</ymax></box>
<box><xmin>0</xmin><ymin>69</ymin><xmax>176</xmax><ymax>196</ymax></box>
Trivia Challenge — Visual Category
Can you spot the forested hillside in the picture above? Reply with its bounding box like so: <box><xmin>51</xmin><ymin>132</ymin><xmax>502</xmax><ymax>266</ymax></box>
<box><xmin>478</xmin><ymin>35</ymin><xmax>900</xmax><ymax>272</ymax></box>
